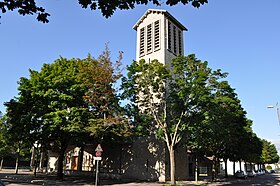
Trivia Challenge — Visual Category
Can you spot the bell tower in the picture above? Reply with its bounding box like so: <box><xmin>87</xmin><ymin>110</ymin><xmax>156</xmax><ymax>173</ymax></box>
<box><xmin>133</xmin><ymin>9</ymin><xmax>187</xmax><ymax>64</ymax></box>
<box><xmin>123</xmin><ymin>9</ymin><xmax>189</xmax><ymax>183</ymax></box>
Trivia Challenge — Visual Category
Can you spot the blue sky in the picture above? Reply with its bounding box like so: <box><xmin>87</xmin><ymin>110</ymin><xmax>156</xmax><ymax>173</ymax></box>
<box><xmin>1</xmin><ymin>1</ymin><xmax>280</xmax><ymax>149</ymax></box>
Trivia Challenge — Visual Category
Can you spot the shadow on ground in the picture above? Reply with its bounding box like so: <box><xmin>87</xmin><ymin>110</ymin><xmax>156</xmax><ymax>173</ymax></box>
<box><xmin>1</xmin><ymin>169</ymin><xmax>280</xmax><ymax>186</ymax></box>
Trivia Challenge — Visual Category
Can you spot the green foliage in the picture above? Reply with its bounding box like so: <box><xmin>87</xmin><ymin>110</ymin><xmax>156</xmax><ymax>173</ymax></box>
<box><xmin>4</xmin><ymin>47</ymin><xmax>132</xmax><ymax>178</ymax></box>
<box><xmin>4</xmin><ymin>57</ymin><xmax>90</xmax><ymax>169</ymax></box>
<box><xmin>122</xmin><ymin>53</ymin><xmax>268</xmax><ymax>181</ymax></box>
<box><xmin>185</xmin><ymin>63</ymin><xmax>264</xmax><ymax>165</ymax></box>
<box><xmin>121</xmin><ymin>54</ymin><xmax>226</xmax><ymax>184</ymax></box>
<box><xmin>261</xmin><ymin>139</ymin><xmax>279</xmax><ymax>164</ymax></box>
<box><xmin>4</xmin><ymin>46</ymin><xmax>132</xmax><ymax>162</ymax></box>
<box><xmin>0</xmin><ymin>0</ymin><xmax>208</xmax><ymax>23</ymax></box>
<box><xmin>0</xmin><ymin>0</ymin><xmax>50</xmax><ymax>23</ymax></box>
<box><xmin>0</xmin><ymin>114</ymin><xmax>11</xmax><ymax>158</ymax></box>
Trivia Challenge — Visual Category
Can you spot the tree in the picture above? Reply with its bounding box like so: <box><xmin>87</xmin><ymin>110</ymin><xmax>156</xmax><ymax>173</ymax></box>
<box><xmin>261</xmin><ymin>139</ymin><xmax>279</xmax><ymax>165</ymax></box>
<box><xmin>239</xmin><ymin>120</ymin><xmax>262</xmax><ymax>166</ymax></box>
<box><xmin>4</xmin><ymin>97</ymin><xmax>35</xmax><ymax>174</ymax></box>
<box><xmin>4</xmin><ymin>47</ymin><xmax>130</xmax><ymax>179</ymax></box>
<box><xmin>121</xmin><ymin>54</ymin><xmax>225</xmax><ymax>185</ymax></box>
<box><xmin>0</xmin><ymin>0</ymin><xmax>208</xmax><ymax>23</ymax></box>
<box><xmin>5</xmin><ymin>57</ymin><xmax>90</xmax><ymax>178</ymax></box>
<box><xmin>0</xmin><ymin>113</ymin><xmax>10</xmax><ymax>170</ymax></box>
<box><xmin>80</xmin><ymin>48</ymin><xmax>134</xmax><ymax>143</ymax></box>
<box><xmin>186</xmin><ymin>72</ymin><xmax>252</xmax><ymax>178</ymax></box>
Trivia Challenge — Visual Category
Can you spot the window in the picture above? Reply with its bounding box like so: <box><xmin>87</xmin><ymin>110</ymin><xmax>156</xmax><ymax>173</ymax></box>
<box><xmin>140</xmin><ymin>27</ymin><xmax>145</xmax><ymax>56</ymax></box>
<box><xmin>168</xmin><ymin>21</ymin><xmax>172</xmax><ymax>51</ymax></box>
<box><xmin>147</xmin><ymin>24</ymin><xmax>152</xmax><ymax>53</ymax></box>
<box><xmin>173</xmin><ymin>25</ymin><xmax>177</xmax><ymax>54</ymax></box>
<box><xmin>178</xmin><ymin>30</ymin><xmax>182</xmax><ymax>55</ymax></box>
<box><xmin>154</xmin><ymin>20</ymin><xmax>160</xmax><ymax>51</ymax></box>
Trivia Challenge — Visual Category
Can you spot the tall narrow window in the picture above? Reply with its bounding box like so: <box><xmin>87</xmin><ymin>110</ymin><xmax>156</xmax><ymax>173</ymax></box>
<box><xmin>168</xmin><ymin>21</ymin><xmax>172</xmax><ymax>51</ymax></box>
<box><xmin>147</xmin><ymin>24</ymin><xmax>152</xmax><ymax>53</ymax></box>
<box><xmin>140</xmin><ymin>27</ymin><xmax>145</xmax><ymax>56</ymax></box>
<box><xmin>173</xmin><ymin>25</ymin><xmax>177</xmax><ymax>54</ymax></box>
<box><xmin>178</xmin><ymin>30</ymin><xmax>182</xmax><ymax>55</ymax></box>
<box><xmin>154</xmin><ymin>20</ymin><xmax>160</xmax><ymax>51</ymax></box>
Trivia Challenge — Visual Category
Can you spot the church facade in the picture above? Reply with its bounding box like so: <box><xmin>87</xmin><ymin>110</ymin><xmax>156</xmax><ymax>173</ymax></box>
<box><xmin>123</xmin><ymin>9</ymin><xmax>189</xmax><ymax>182</ymax></box>
<box><xmin>46</xmin><ymin>9</ymin><xmax>196</xmax><ymax>182</ymax></box>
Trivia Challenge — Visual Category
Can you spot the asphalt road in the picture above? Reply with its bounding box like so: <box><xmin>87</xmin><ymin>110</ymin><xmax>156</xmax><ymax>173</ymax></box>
<box><xmin>217</xmin><ymin>173</ymin><xmax>280</xmax><ymax>186</ymax></box>
<box><xmin>1</xmin><ymin>168</ymin><xmax>280</xmax><ymax>186</ymax></box>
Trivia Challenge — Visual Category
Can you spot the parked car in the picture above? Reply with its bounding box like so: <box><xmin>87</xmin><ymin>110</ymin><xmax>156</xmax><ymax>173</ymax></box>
<box><xmin>235</xmin><ymin>170</ymin><xmax>248</xmax><ymax>179</ymax></box>
<box><xmin>247</xmin><ymin>170</ymin><xmax>256</xmax><ymax>177</ymax></box>
<box><xmin>266</xmin><ymin>169</ymin><xmax>274</xmax><ymax>173</ymax></box>
<box><xmin>256</xmin><ymin>169</ymin><xmax>265</xmax><ymax>175</ymax></box>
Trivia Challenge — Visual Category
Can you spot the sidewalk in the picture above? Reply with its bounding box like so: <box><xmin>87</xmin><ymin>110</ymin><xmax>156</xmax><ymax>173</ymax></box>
<box><xmin>0</xmin><ymin>168</ymin><xmax>233</xmax><ymax>186</ymax></box>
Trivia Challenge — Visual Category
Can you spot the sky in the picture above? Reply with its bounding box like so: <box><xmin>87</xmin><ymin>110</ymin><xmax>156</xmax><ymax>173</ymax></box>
<box><xmin>1</xmin><ymin>1</ymin><xmax>280</xmax><ymax>150</ymax></box>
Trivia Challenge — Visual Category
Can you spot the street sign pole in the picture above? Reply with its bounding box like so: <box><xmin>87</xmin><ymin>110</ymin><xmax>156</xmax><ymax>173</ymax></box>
<box><xmin>94</xmin><ymin>144</ymin><xmax>103</xmax><ymax>186</ymax></box>
<box><xmin>95</xmin><ymin>159</ymin><xmax>99</xmax><ymax>186</ymax></box>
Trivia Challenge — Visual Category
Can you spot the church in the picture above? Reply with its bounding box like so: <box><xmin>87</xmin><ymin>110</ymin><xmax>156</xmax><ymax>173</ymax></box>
<box><xmin>45</xmin><ymin>9</ymin><xmax>210</xmax><ymax>182</ymax></box>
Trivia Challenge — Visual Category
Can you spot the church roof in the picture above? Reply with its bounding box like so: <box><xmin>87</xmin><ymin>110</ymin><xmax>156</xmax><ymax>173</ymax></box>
<box><xmin>133</xmin><ymin>9</ymin><xmax>187</xmax><ymax>31</ymax></box>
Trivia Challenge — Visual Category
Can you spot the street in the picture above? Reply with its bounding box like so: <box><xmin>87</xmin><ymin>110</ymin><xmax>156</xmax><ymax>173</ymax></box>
<box><xmin>1</xmin><ymin>168</ymin><xmax>280</xmax><ymax>186</ymax></box>
<box><xmin>215</xmin><ymin>173</ymin><xmax>280</xmax><ymax>186</ymax></box>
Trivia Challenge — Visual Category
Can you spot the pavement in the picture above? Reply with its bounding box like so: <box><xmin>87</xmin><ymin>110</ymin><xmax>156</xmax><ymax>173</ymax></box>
<box><xmin>0</xmin><ymin>168</ymin><xmax>239</xmax><ymax>186</ymax></box>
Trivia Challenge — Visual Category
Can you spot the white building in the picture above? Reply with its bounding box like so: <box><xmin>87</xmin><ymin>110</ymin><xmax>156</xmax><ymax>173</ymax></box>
<box><xmin>134</xmin><ymin>9</ymin><xmax>187</xmax><ymax>64</ymax></box>
<box><xmin>125</xmin><ymin>9</ymin><xmax>189</xmax><ymax>182</ymax></box>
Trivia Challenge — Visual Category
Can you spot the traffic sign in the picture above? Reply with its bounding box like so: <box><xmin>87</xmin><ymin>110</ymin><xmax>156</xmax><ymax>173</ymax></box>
<box><xmin>95</xmin><ymin>144</ymin><xmax>103</xmax><ymax>152</ymax></box>
<box><xmin>95</xmin><ymin>151</ymin><xmax>102</xmax><ymax>157</ymax></box>
<box><xmin>94</xmin><ymin>157</ymin><xmax>102</xmax><ymax>161</ymax></box>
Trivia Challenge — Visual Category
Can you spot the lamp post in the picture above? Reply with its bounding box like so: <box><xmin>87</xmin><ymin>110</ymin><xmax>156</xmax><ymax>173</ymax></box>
<box><xmin>267</xmin><ymin>102</ymin><xmax>280</xmax><ymax>126</ymax></box>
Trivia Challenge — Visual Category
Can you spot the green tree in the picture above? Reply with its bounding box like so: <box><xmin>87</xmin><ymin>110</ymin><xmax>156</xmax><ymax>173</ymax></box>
<box><xmin>4</xmin><ymin>97</ymin><xmax>35</xmax><ymax>174</ymax></box>
<box><xmin>261</xmin><ymin>139</ymin><xmax>279</xmax><ymax>164</ymax></box>
<box><xmin>0</xmin><ymin>113</ymin><xmax>10</xmax><ymax>170</ymax></box>
<box><xmin>239</xmin><ymin>120</ymin><xmax>262</xmax><ymax>166</ymax></box>
<box><xmin>121</xmin><ymin>54</ymin><xmax>225</xmax><ymax>185</ymax></box>
<box><xmin>187</xmin><ymin>78</ymin><xmax>251</xmax><ymax>178</ymax></box>
<box><xmin>5</xmin><ymin>47</ymin><xmax>130</xmax><ymax>179</ymax></box>
<box><xmin>0</xmin><ymin>0</ymin><xmax>208</xmax><ymax>23</ymax></box>
<box><xmin>5</xmin><ymin>57</ymin><xmax>90</xmax><ymax>178</ymax></box>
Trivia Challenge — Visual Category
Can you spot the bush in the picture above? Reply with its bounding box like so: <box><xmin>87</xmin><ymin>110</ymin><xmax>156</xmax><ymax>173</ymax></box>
<box><xmin>266</xmin><ymin>165</ymin><xmax>272</xmax><ymax>170</ymax></box>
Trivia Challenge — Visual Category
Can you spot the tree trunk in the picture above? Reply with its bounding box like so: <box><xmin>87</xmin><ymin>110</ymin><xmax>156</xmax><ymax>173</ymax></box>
<box><xmin>78</xmin><ymin>146</ymin><xmax>84</xmax><ymax>171</ymax></box>
<box><xmin>239</xmin><ymin>161</ymin><xmax>241</xmax><ymax>171</ymax></box>
<box><xmin>169</xmin><ymin>146</ymin><xmax>176</xmax><ymax>185</ymax></box>
<box><xmin>233</xmin><ymin>161</ymin><xmax>235</xmax><ymax>175</ymax></box>
<box><xmin>39</xmin><ymin>152</ymin><xmax>45</xmax><ymax>171</ymax></box>
<box><xmin>0</xmin><ymin>157</ymin><xmax>3</xmax><ymax>171</ymax></box>
<box><xmin>224</xmin><ymin>158</ymin><xmax>228</xmax><ymax>178</ymax></box>
<box><xmin>195</xmin><ymin>156</ymin><xmax>198</xmax><ymax>184</ymax></box>
<box><xmin>119</xmin><ymin>145</ymin><xmax>123</xmax><ymax>174</ymax></box>
<box><xmin>34</xmin><ymin>154</ymin><xmax>38</xmax><ymax>177</ymax></box>
<box><xmin>30</xmin><ymin>147</ymin><xmax>35</xmax><ymax>170</ymax></box>
<box><xmin>33</xmin><ymin>147</ymin><xmax>38</xmax><ymax>177</ymax></box>
<box><xmin>215</xmin><ymin>158</ymin><xmax>218</xmax><ymax>178</ymax></box>
<box><xmin>211</xmin><ymin>158</ymin><xmax>215</xmax><ymax>181</ymax></box>
<box><xmin>57</xmin><ymin>143</ymin><xmax>68</xmax><ymax>180</ymax></box>
<box><xmin>15</xmin><ymin>154</ymin><xmax>19</xmax><ymax>174</ymax></box>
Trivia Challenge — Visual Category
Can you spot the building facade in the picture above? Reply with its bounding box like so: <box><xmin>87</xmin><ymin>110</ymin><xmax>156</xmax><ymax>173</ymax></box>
<box><xmin>128</xmin><ymin>9</ymin><xmax>189</xmax><ymax>182</ymax></box>
<box><xmin>134</xmin><ymin>9</ymin><xmax>187</xmax><ymax>64</ymax></box>
<box><xmin>46</xmin><ymin>9</ymin><xmax>190</xmax><ymax>182</ymax></box>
